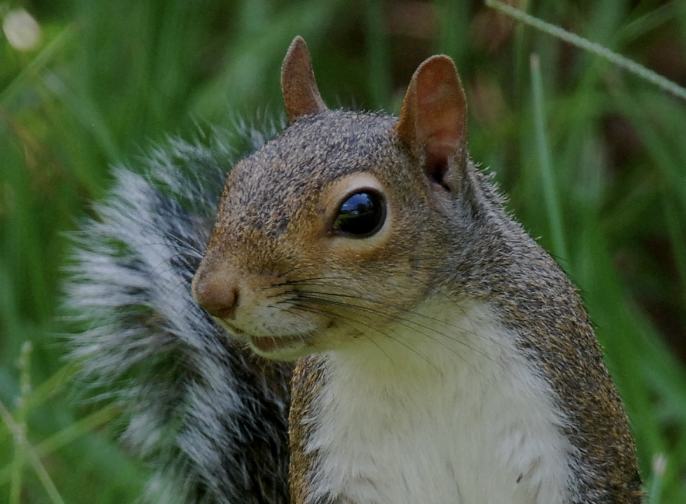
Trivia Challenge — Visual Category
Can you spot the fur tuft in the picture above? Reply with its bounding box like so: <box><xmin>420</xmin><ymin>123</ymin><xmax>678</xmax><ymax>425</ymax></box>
<box><xmin>64</xmin><ymin>127</ymin><xmax>292</xmax><ymax>504</ymax></box>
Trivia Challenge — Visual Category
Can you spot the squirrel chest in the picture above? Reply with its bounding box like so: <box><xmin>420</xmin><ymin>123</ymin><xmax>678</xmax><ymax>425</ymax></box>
<box><xmin>289</xmin><ymin>301</ymin><xmax>572</xmax><ymax>504</ymax></box>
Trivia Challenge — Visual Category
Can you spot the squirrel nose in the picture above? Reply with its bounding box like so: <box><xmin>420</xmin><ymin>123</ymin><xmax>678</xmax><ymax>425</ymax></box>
<box><xmin>192</xmin><ymin>274</ymin><xmax>240</xmax><ymax>320</ymax></box>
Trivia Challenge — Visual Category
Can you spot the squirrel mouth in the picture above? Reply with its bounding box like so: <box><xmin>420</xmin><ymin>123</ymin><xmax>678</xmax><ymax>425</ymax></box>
<box><xmin>249</xmin><ymin>335</ymin><xmax>305</xmax><ymax>354</ymax></box>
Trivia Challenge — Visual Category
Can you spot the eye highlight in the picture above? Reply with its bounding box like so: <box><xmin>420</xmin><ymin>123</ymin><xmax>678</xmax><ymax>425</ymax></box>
<box><xmin>333</xmin><ymin>190</ymin><xmax>386</xmax><ymax>238</ymax></box>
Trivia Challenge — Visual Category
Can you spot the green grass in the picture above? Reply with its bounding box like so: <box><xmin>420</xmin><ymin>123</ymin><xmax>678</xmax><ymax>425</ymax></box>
<box><xmin>1</xmin><ymin>0</ymin><xmax>685</xmax><ymax>502</ymax></box>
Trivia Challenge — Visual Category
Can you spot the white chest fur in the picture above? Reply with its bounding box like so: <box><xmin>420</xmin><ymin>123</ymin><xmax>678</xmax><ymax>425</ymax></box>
<box><xmin>304</xmin><ymin>302</ymin><xmax>573</xmax><ymax>504</ymax></box>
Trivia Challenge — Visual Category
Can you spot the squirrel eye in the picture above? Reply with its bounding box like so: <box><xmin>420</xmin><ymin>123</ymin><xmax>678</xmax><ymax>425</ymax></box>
<box><xmin>333</xmin><ymin>190</ymin><xmax>386</xmax><ymax>237</ymax></box>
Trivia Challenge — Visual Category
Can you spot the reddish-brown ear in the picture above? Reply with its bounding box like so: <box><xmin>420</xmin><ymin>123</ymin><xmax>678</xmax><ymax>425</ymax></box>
<box><xmin>396</xmin><ymin>55</ymin><xmax>467</xmax><ymax>191</ymax></box>
<box><xmin>281</xmin><ymin>36</ymin><xmax>327</xmax><ymax>122</ymax></box>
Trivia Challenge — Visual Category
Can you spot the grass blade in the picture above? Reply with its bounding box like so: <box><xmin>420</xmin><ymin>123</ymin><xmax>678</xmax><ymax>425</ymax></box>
<box><xmin>529</xmin><ymin>53</ymin><xmax>568</xmax><ymax>262</ymax></box>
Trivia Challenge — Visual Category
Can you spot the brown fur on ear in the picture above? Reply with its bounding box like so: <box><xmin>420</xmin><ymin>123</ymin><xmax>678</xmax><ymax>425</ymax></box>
<box><xmin>396</xmin><ymin>55</ymin><xmax>467</xmax><ymax>190</ymax></box>
<box><xmin>281</xmin><ymin>36</ymin><xmax>327</xmax><ymax>122</ymax></box>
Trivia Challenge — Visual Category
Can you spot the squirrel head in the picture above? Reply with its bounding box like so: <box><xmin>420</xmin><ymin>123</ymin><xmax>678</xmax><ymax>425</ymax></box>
<box><xmin>192</xmin><ymin>36</ymin><xmax>475</xmax><ymax>360</ymax></box>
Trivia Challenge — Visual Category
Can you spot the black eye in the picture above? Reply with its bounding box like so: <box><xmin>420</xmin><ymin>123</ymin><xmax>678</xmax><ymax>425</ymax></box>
<box><xmin>333</xmin><ymin>190</ymin><xmax>386</xmax><ymax>237</ymax></box>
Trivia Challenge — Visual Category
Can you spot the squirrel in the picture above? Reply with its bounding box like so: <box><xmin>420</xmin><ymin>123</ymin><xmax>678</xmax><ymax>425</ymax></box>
<box><xmin>67</xmin><ymin>36</ymin><xmax>643</xmax><ymax>504</ymax></box>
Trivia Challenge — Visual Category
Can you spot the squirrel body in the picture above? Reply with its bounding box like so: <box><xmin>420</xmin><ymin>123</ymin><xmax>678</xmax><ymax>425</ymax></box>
<box><xmin>69</xmin><ymin>37</ymin><xmax>642</xmax><ymax>504</ymax></box>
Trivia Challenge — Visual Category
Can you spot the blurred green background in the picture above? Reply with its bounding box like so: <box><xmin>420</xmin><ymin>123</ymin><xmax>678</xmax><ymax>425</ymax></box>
<box><xmin>1</xmin><ymin>0</ymin><xmax>685</xmax><ymax>502</ymax></box>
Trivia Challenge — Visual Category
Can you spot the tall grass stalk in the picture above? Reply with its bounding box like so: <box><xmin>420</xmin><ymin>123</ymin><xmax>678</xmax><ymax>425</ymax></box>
<box><xmin>485</xmin><ymin>0</ymin><xmax>686</xmax><ymax>102</ymax></box>
<box><xmin>529</xmin><ymin>53</ymin><xmax>568</xmax><ymax>264</ymax></box>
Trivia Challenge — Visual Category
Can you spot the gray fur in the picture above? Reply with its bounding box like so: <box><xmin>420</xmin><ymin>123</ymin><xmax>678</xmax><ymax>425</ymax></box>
<box><xmin>65</xmin><ymin>126</ymin><xmax>292</xmax><ymax>504</ymax></box>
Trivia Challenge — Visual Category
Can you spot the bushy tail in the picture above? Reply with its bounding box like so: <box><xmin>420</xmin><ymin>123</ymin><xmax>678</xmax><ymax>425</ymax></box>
<box><xmin>64</xmin><ymin>131</ymin><xmax>291</xmax><ymax>504</ymax></box>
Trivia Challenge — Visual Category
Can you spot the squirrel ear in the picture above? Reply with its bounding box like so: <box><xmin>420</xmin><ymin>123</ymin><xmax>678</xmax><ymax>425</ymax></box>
<box><xmin>281</xmin><ymin>36</ymin><xmax>327</xmax><ymax>122</ymax></box>
<box><xmin>396</xmin><ymin>55</ymin><xmax>467</xmax><ymax>191</ymax></box>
